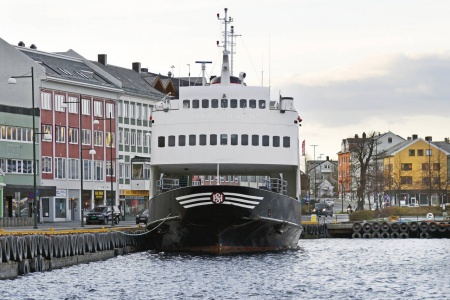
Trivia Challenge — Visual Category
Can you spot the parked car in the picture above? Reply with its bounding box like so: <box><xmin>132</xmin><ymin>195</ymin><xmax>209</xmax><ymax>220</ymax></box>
<box><xmin>136</xmin><ymin>209</ymin><xmax>149</xmax><ymax>225</ymax></box>
<box><xmin>86</xmin><ymin>205</ymin><xmax>121</xmax><ymax>225</ymax></box>
<box><xmin>313</xmin><ymin>203</ymin><xmax>333</xmax><ymax>217</ymax></box>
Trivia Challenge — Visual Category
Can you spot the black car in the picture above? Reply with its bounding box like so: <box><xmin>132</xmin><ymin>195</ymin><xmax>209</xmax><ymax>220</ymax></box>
<box><xmin>86</xmin><ymin>205</ymin><xmax>121</xmax><ymax>225</ymax></box>
<box><xmin>136</xmin><ymin>209</ymin><xmax>149</xmax><ymax>225</ymax></box>
<box><xmin>313</xmin><ymin>203</ymin><xmax>333</xmax><ymax>217</ymax></box>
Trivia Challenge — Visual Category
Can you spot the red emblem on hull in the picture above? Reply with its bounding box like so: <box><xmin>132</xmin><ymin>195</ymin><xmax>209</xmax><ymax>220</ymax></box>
<box><xmin>211</xmin><ymin>192</ymin><xmax>225</xmax><ymax>204</ymax></box>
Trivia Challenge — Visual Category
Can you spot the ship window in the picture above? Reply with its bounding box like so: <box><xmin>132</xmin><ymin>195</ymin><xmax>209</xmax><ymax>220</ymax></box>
<box><xmin>202</xmin><ymin>99</ymin><xmax>209</xmax><ymax>108</ymax></box>
<box><xmin>200</xmin><ymin>134</ymin><xmax>207</xmax><ymax>145</ymax></box>
<box><xmin>231</xmin><ymin>134</ymin><xmax>238</xmax><ymax>145</ymax></box>
<box><xmin>230</xmin><ymin>99</ymin><xmax>237</xmax><ymax>108</ymax></box>
<box><xmin>262</xmin><ymin>135</ymin><xmax>269</xmax><ymax>146</ymax></box>
<box><xmin>259</xmin><ymin>100</ymin><xmax>266</xmax><ymax>109</ymax></box>
<box><xmin>211</xmin><ymin>99</ymin><xmax>218</xmax><ymax>108</ymax></box>
<box><xmin>240</xmin><ymin>99</ymin><xmax>247</xmax><ymax>108</ymax></box>
<box><xmin>283</xmin><ymin>136</ymin><xmax>290</xmax><ymax>148</ymax></box>
<box><xmin>168</xmin><ymin>135</ymin><xmax>175</xmax><ymax>147</ymax></box>
<box><xmin>249</xmin><ymin>99</ymin><xmax>256</xmax><ymax>108</ymax></box>
<box><xmin>183</xmin><ymin>100</ymin><xmax>190</xmax><ymax>109</ymax></box>
<box><xmin>252</xmin><ymin>135</ymin><xmax>259</xmax><ymax>146</ymax></box>
<box><xmin>179</xmin><ymin>135</ymin><xmax>186</xmax><ymax>146</ymax></box>
<box><xmin>273</xmin><ymin>136</ymin><xmax>280</xmax><ymax>147</ymax></box>
<box><xmin>220</xmin><ymin>134</ymin><xmax>227</xmax><ymax>145</ymax></box>
<box><xmin>210</xmin><ymin>134</ymin><xmax>217</xmax><ymax>145</ymax></box>
<box><xmin>192</xmin><ymin>99</ymin><xmax>199</xmax><ymax>109</ymax></box>
<box><xmin>158</xmin><ymin>136</ymin><xmax>165</xmax><ymax>147</ymax></box>
<box><xmin>221</xmin><ymin>99</ymin><xmax>228</xmax><ymax>108</ymax></box>
<box><xmin>241</xmin><ymin>134</ymin><xmax>248</xmax><ymax>146</ymax></box>
<box><xmin>189</xmin><ymin>135</ymin><xmax>196</xmax><ymax>146</ymax></box>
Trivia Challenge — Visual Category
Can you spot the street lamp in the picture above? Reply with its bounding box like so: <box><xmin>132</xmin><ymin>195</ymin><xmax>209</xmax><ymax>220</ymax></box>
<box><xmin>61</xmin><ymin>95</ymin><xmax>96</xmax><ymax>227</ymax></box>
<box><xmin>8</xmin><ymin>67</ymin><xmax>50</xmax><ymax>229</ymax></box>
<box><xmin>94</xmin><ymin>112</ymin><xmax>116</xmax><ymax>227</ymax></box>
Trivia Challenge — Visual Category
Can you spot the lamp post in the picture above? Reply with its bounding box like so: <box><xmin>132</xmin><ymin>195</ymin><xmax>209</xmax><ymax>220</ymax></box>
<box><xmin>8</xmin><ymin>67</ymin><xmax>39</xmax><ymax>228</ymax></box>
<box><xmin>62</xmin><ymin>95</ymin><xmax>96</xmax><ymax>227</ymax></box>
<box><xmin>94</xmin><ymin>112</ymin><xmax>115</xmax><ymax>227</ymax></box>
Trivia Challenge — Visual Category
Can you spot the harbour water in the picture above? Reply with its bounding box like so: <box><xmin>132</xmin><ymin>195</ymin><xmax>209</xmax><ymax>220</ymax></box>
<box><xmin>1</xmin><ymin>239</ymin><xmax>449</xmax><ymax>300</ymax></box>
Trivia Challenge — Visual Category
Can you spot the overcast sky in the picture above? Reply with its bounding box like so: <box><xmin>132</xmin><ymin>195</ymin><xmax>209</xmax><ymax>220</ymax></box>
<box><xmin>2</xmin><ymin>0</ymin><xmax>450</xmax><ymax>161</ymax></box>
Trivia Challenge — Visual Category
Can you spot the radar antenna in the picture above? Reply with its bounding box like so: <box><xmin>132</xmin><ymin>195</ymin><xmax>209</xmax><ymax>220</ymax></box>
<box><xmin>195</xmin><ymin>61</ymin><xmax>212</xmax><ymax>86</ymax></box>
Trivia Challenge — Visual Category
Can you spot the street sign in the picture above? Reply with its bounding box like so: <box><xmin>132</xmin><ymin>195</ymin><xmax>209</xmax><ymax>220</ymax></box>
<box><xmin>29</xmin><ymin>192</ymin><xmax>34</xmax><ymax>199</ymax></box>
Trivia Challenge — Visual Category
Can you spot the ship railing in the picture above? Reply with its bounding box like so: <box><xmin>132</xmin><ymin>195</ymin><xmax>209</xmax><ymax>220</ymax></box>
<box><xmin>156</xmin><ymin>178</ymin><xmax>180</xmax><ymax>193</ymax></box>
<box><xmin>263</xmin><ymin>178</ymin><xmax>288</xmax><ymax>195</ymax></box>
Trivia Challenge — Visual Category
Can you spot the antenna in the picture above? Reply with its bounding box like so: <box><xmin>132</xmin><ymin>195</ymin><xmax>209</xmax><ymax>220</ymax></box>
<box><xmin>195</xmin><ymin>61</ymin><xmax>212</xmax><ymax>86</ymax></box>
<box><xmin>216</xmin><ymin>8</ymin><xmax>233</xmax><ymax>85</ymax></box>
<box><xmin>229</xmin><ymin>25</ymin><xmax>241</xmax><ymax>76</ymax></box>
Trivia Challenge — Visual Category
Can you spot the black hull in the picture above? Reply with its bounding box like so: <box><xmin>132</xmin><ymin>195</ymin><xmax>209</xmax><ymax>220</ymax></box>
<box><xmin>146</xmin><ymin>185</ymin><xmax>302</xmax><ymax>254</ymax></box>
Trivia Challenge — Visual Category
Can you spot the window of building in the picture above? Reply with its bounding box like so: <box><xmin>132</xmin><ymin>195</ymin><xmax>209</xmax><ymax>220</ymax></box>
<box><xmin>209</xmin><ymin>134</ymin><xmax>217</xmax><ymax>145</ymax></box>
<box><xmin>42</xmin><ymin>157</ymin><xmax>52</xmax><ymax>173</ymax></box>
<box><xmin>230</xmin><ymin>99</ymin><xmax>237</xmax><ymax>108</ymax></box>
<box><xmin>131</xmin><ymin>131</ymin><xmax>136</xmax><ymax>146</ymax></box>
<box><xmin>158</xmin><ymin>136</ymin><xmax>165</xmax><ymax>147</ymax></box>
<box><xmin>55</xmin><ymin>126</ymin><xmax>65</xmax><ymax>143</ymax></box>
<box><xmin>69</xmin><ymin>128</ymin><xmax>78</xmax><ymax>144</ymax></box>
<box><xmin>106</xmin><ymin>132</ymin><xmax>115</xmax><ymax>147</ymax></box>
<box><xmin>231</xmin><ymin>134</ymin><xmax>238</xmax><ymax>145</ymax></box>
<box><xmin>82</xmin><ymin>129</ymin><xmax>91</xmax><ymax>145</ymax></box>
<box><xmin>220</xmin><ymin>134</ymin><xmax>227</xmax><ymax>145</ymax></box>
<box><xmin>273</xmin><ymin>136</ymin><xmax>280</xmax><ymax>147</ymax></box>
<box><xmin>433</xmin><ymin>163</ymin><xmax>440</xmax><ymax>171</ymax></box>
<box><xmin>200</xmin><ymin>134</ymin><xmax>207</xmax><ymax>146</ymax></box>
<box><xmin>106</xmin><ymin>161</ymin><xmax>114</xmax><ymax>177</ymax></box>
<box><xmin>67</xmin><ymin>96</ymin><xmax>78</xmax><ymax>113</ymax></box>
<box><xmin>123</xmin><ymin>102</ymin><xmax>129</xmax><ymax>117</ymax></box>
<box><xmin>241</xmin><ymin>134</ymin><xmax>248</xmax><ymax>146</ymax></box>
<box><xmin>83</xmin><ymin>160</ymin><xmax>92</xmax><ymax>180</ymax></box>
<box><xmin>94</xmin><ymin>101</ymin><xmax>103</xmax><ymax>117</ymax></box>
<box><xmin>55</xmin><ymin>157</ymin><xmax>66</xmax><ymax>179</ymax></box>
<box><xmin>202</xmin><ymin>99</ymin><xmax>209</xmax><ymax>108</ymax></box>
<box><xmin>189</xmin><ymin>135</ymin><xmax>196</xmax><ymax>146</ymax></box>
<box><xmin>55</xmin><ymin>198</ymin><xmax>66</xmax><ymax>218</ymax></box>
<box><xmin>262</xmin><ymin>135</ymin><xmax>269</xmax><ymax>146</ymax></box>
<box><xmin>168</xmin><ymin>135</ymin><xmax>176</xmax><ymax>147</ymax></box>
<box><xmin>183</xmin><ymin>100</ymin><xmax>190</xmax><ymax>109</ymax></box>
<box><xmin>409</xmin><ymin>149</ymin><xmax>415</xmax><ymax>156</ymax></box>
<box><xmin>130</xmin><ymin>103</ymin><xmax>135</xmax><ymax>118</ymax></box>
<box><xmin>249</xmin><ymin>99</ymin><xmax>256</xmax><ymax>108</ymax></box>
<box><xmin>252</xmin><ymin>135</ymin><xmax>259</xmax><ymax>146</ymax></box>
<box><xmin>422</xmin><ymin>163</ymin><xmax>429</xmax><ymax>171</ymax></box>
<box><xmin>135</xmin><ymin>104</ymin><xmax>141</xmax><ymax>120</ymax></box>
<box><xmin>124</xmin><ymin>130</ymin><xmax>130</xmax><ymax>145</ymax></box>
<box><xmin>426</xmin><ymin>149</ymin><xmax>432</xmax><ymax>156</ymax></box>
<box><xmin>259</xmin><ymin>100</ymin><xmax>266</xmax><ymax>109</ymax></box>
<box><xmin>192</xmin><ymin>99</ymin><xmax>199</xmax><ymax>109</ymax></box>
<box><xmin>119</xmin><ymin>162</ymin><xmax>124</xmax><ymax>179</ymax></box>
<box><xmin>106</xmin><ymin>102</ymin><xmax>114</xmax><ymax>119</ymax></box>
<box><xmin>137</xmin><ymin>131</ymin><xmax>142</xmax><ymax>147</ymax></box>
<box><xmin>179</xmin><ymin>135</ymin><xmax>186</xmax><ymax>146</ymax></box>
<box><xmin>94</xmin><ymin>160</ymin><xmax>104</xmax><ymax>181</ymax></box>
<box><xmin>82</xmin><ymin>99</ymin><xmax>90</xmax><ymax>115</ymax></box>
<box><xmin>400</xmin><ymin>176</ymin><xmax>412</xmax><ymax>185</ymax></box>
<box><xmin>125</xmin><ymin>163</ymin><xmax>131</xmax><ymax>179</ymax></box>
<box><xmin>118</xmin><ymin>101</ymin><xmax>123</xmax><ymax>117</ymax></box>
<box><xmin>68</xmin><ymin>158</ymin><xmax>79</xmax><ymax>180</ymax></box>
<box><xmin>94</xmin><ymin>130</ymin><xmax>103</xmax><ymax>146</ymax></box>
<box><xmin>41</xmin><ymin>92</ymin><xmax>52</xmax><ymax>110</ymax></box>
<box><xmin>422</xmin><ymin>177</ymin><xmax>430</xmax><ymax>185</ymax></box>
<box><xmin>283</xmin><ymin>136</ymin><xmax>290</xmax><ymax>148</ymax></box>
<box><xmin>211</xmin><ymin>99</ymin><xmax>218</xmax><ymax>108</ymax></box>
<box><xmin>401</xmin><ymin>163</ymin><xmax>412</xmax><ymax>171</ymax></box>
<box><xmin>54</xmin><ymin>94</ymin><xmax>66</xmax><ymax>112</ymax></box>
<box><xmin>418</xmin><ymin>149</ymin><xmax>424</xmax><ymax>156</ymax></box>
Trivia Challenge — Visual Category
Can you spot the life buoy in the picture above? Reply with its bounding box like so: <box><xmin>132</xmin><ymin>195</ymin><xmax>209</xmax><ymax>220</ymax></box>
<box><xmin>427</xmin><ymin>213</ymin><xmax>434</xmax><ymax>219</ymax></box>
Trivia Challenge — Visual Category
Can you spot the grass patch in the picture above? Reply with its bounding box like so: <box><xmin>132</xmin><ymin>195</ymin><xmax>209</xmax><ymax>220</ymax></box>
<box><xmin>349</xmin><ymin>206</ymin><xmax>443</xmax><ymax>222</ymax></box>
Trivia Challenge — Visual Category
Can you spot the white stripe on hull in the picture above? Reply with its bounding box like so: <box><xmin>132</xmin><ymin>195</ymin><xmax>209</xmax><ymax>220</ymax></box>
<box><xmin>176</xmin><ymin>192</ymin><xmax>264</xmax><ymax>210</ymax></box>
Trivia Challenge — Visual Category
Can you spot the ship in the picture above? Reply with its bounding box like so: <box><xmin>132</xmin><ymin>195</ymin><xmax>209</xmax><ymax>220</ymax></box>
<box><xmin>146</xmin><ymin>8</ymin><xmax>303</xmax><ymax>254</ymax></box>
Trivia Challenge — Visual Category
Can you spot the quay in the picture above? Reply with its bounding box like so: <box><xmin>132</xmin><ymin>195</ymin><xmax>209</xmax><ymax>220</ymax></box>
<box><xmin>1</xmin><ymin>221</ymin><xmax>151</xmax><ymax>279</ymax></box>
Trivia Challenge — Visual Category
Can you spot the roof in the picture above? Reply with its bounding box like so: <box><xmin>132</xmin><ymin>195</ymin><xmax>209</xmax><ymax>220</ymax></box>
<box><xmin>432</xmin><ymin>141</ymin><xmax>450</xmax><ymax>155</ymax></box>
<box><xmin>92</xmin><ymin>62</ymin><xmax>164</xmax><ymax>99</ymax></box>
<box><xmin>19</xmin><ymin>48</ymin><xmax>119</xmax><ymax>90</ymax></box>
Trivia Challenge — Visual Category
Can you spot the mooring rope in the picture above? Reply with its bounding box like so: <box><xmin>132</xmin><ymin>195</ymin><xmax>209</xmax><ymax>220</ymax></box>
<box><xmin>115</xmin><ymin>213</ymin><xmax>173</xmax><ymax>236</ymax></box>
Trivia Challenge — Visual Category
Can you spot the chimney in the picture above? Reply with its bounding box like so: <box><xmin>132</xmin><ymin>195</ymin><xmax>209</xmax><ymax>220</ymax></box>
<box><xmin>362</xmin><ymin>132</ymin><xmax>366</xmax><ymax>139</ymax></box>
<box><xmin>30</xmin><ymin>44</ymin><xmax>37</xmax><ymax>49</ymax></box>
<box><xmin>445</xmin><ymin>138</ymin><xmax>449</xmax><ymax>143</ymax></box>
<box><xmin>18</xmin><ymin>41</ymin><xmax>25</xmax><ymax>47</ymax></box>
<box><xmin>354</xmin><ymin>134</ymin><xmax>359</xmax><ymax>138</ymax></box>
<box><xmin>412</xmin><ymin>134</ymin><xmax>418</xmax><ymax>140</ymax></box>
<box><xmin>407</xmin><ymin>137</ymin><xmax>411</xmax><ymax>141</ymax></box>
<box><xmin>326</xmin><ymin>156</ymin><xmax>329</xmax><ymax>161</ymax></box>
<box><xmin>98</xmin><ymin>54</ymin><xmax>107</xmax><ymax>65</ymax></box>
<box><xmin>141</xmin><ymin>68</ymin><xmax>148</xmax><ymax>73</ymax></box>
<box><xmin>425</xmin><ymin>136</ymin><xmax>432</xmax><ymax>142</ymax></box>
<box><xmin>132</xmin><ymin>62</ymin><xmax>141</xmax><ymax>73</ymax></box>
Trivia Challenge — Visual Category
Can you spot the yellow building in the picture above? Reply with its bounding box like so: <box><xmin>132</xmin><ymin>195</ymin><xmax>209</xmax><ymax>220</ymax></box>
<box><xmin>381</xmin><ymin>136</ymin><xmax>449</xmax><ymax>206</ymax></box>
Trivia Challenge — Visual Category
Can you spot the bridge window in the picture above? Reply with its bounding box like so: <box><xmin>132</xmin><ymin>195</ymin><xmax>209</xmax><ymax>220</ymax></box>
<box><xmin>249</xmin><ymin>99</ymin><xmax>256</xmax><ymax>108</ymax></box>
<box><xmin>183</xmin><ymin>100</ymin><xmax>190</xmax><ymax>109</ymax></box>
<box><xmin>200</xmin><ymin>134</ymin><xmax>207</xmax><ymax>145</ymax></box>
<box><xmin>168</xmin><ymin>135</ymin><xmax>175</xmax><ymax>147</ymax></box>
<box><xmin>231</xmin><ymin>134</ymin><xmax>238</xmax><ymax>145</ymax></box>
<box><xmin>158</xmin><ymin>136</ymin><xmax>165</xmax><ymax>147</ymax></box>
<box><xmin>241</xmin><ymin>134</ymin><xmax>248</xmax><ymax>146</ymax></box>
<box><xmin>192</xmin><ymin>99</ymin><xmax>199</xmax><ymax>109</ymax></box>
<box><xmin>240</xmin><ymin>99</ymin><xmax>247</xmax><ymax>108</ymax></box>
<box><xmin>202</xmin><ymin>99</ymin><xmax>209</xmax><ymax>108</ymax></box>
<box><xmin>252</xmin><ymin>135</ymin><xmax>259</xmax><ymax>146</ymax></box>
<box><xmin>210</xmin><ymin>134</ymin><xmax>217</xmax><ymax>145</ymax></box>
<box><xmin>189</xmin><ymin>134</ymin><xmax>196</xmax><ymax>146</ymax></box>
<box><xmin>283</xmin><ymin>136</ymin><xmax>290</xmax><ymax>148</ymax></box>
<box><xmin>230</xmin><ymin>99</ymin><xmax>237</xmax><ymax>108</ymax></box>
<box><xmin>259</xmin><ymin>100</ymin><xmax>266</xmax><ymax>109</ymax></box>
<box><xmin>220</xmin><ymin>134</ymin><xmax>228</xmax><ymax>145</ymax></box>
<box><xmin>211</xmin><ymin>99</ymin><xmax>218</xmax><ymax>108</ymax></box>
<box><xmin>221</xmin><ymin>99</ymin><xmax>228</xmax><ymax>108</ymax></box>
<box><xmin>273</xmin><ymin>136</ymin><xmax>280</xmax><ymax>147</ymax></box>
<box><xmin>179</xmin><ymin>135</ymin><xmax>186</xmax><ymax>146</ymax></box>
<box><xmin>262</xmin><ymin>135</ymin><xmax>269</xmax><ymax>146</ymax></box>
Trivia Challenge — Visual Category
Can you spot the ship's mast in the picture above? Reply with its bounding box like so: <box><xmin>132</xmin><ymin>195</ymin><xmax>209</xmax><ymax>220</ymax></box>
<box><xmin>229</xmin><ymin>25</ymin><xmax>241</xmax><ymax>76</ymax></box>
<box><xmin>195</xmin><ymin>61</ymin><xmax>212</xmax><ymax>86</ymax></box>
<box><xmin>217</xmin><ymin>8</ymin><xmax>233</xmax><ymax>84</ymax></box>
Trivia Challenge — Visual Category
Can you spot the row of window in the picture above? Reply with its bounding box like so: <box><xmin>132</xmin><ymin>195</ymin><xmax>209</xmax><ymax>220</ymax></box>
<box><xmin>158</xmin><ymin>134</ymin><xmax>291</xmax><ymax>148</ymax></box>
<box><xmin>118</xmin><ymin>129</ymin><xmax>150</xmax><ymax>147</ymax></box>
<box><xmin>41</xmin><ymin>125</ymin><xmax>115</xmax><ymax>147</ymax></box>
<box><xmin>400</xmin><ymin>176</ymin><xmax>441</xmax><ymax>185</ymax></box>
<box><xmin>41</xmin><ymin>92</ymin><xmax>115</xmax><ymax>118</ymax></box>
<box><xmin>409</xmin><ymin>149</ymin><xmax>432</xmax><ymax>156</ymax></box>
<box><xmin>400</xmin><ymin>163</ymin><xmax>440</xmax><ymax>171</ymax></box>
<box><xmin>182</xmin><ymin>99</ymin><xmax>266</xmax><ymax>109</ymax></box>
<box><xmin>42</xmin><ymin>157</ymin><xmax>114</xmax><ymax>180</ymax></box>
<box><xmin>117</xmin><ymin>101</ymin><xmax>153</xmax><ymax>120</ymax></box>
<box><xmin>0</xmin><ymin>125</ymin><xmax>34</xmax><ymax>143</ymax></box>
<box><xmin>0</xmin><ymin>159</ymin><xmax>33</xmax><ymax>174</ymax></box>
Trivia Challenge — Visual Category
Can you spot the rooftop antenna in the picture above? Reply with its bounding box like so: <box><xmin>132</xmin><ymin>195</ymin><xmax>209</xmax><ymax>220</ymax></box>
<box><xmin>195</xmin><ymin>61</ymin><xmax>212</xmax><ymax>86</ymax></box>
<box><xmin>229</xmin><ymin>25</ymin><xmax>241</xmax><ymax>76</ymax></box>
<box><xmin>216</xmin><ymin>8</ymin><xmax>232</xmax><ymax>84</ymax></box>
